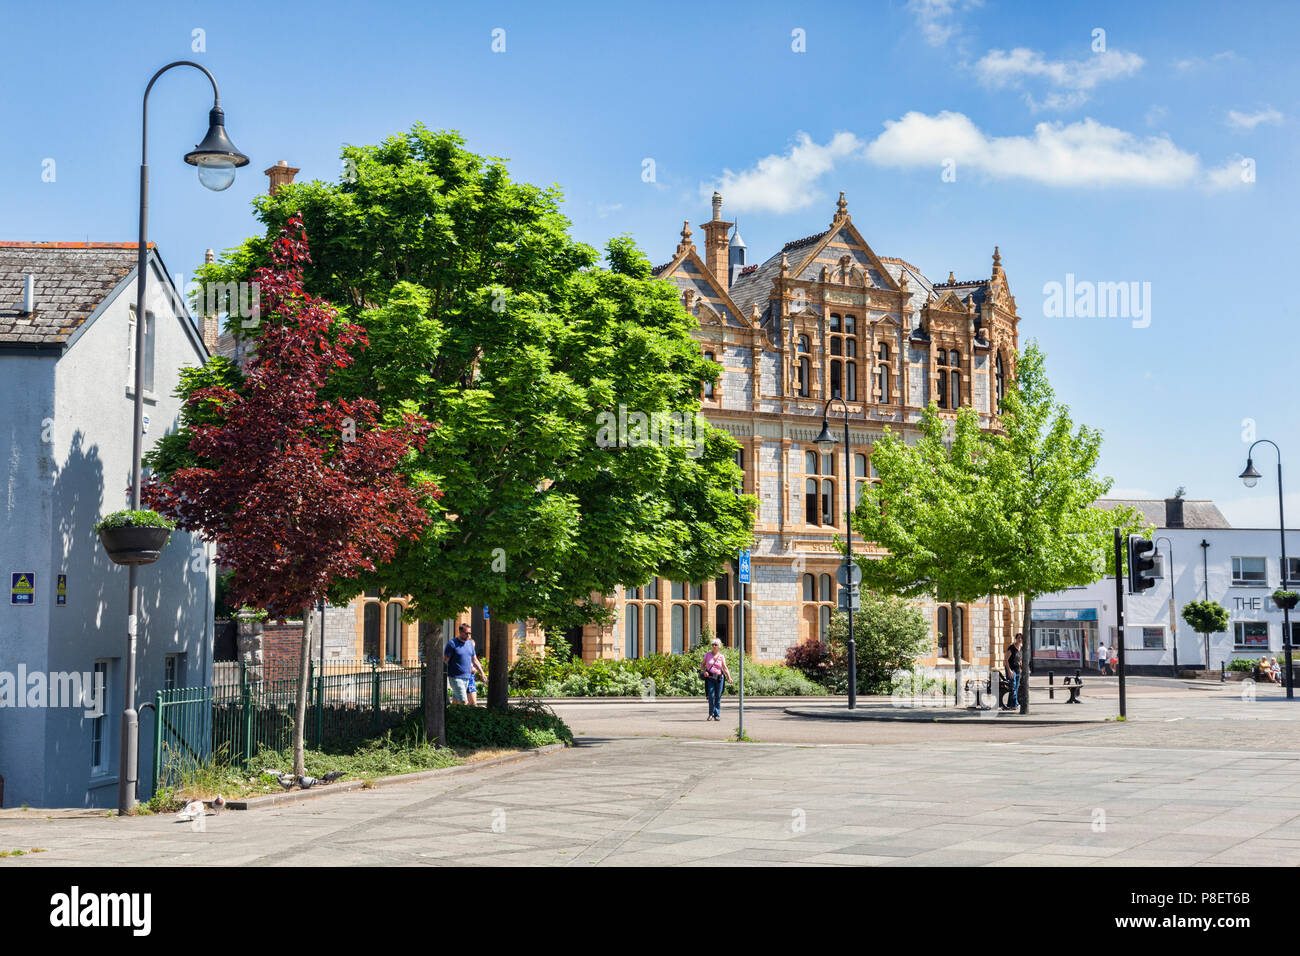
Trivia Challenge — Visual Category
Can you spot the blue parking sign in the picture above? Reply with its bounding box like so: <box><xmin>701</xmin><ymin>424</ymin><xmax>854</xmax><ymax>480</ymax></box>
<box><xmin>738</xmin><ymin>550</ymin><xmax>751</xmax><ymax>584</ymax></box>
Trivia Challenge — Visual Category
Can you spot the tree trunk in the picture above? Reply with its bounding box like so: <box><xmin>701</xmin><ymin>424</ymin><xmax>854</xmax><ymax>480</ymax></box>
<box><xmin>292</xmin><ymin>610</ymin><xmax>313</xmax><ymax>776</ymax></box>
<box><xmin>1019</xmin><ymin>595</ymin><xmax>1032</xmax><ymax>714</ymax></box>
<box><xmin>421</xmin><ymin>620</ymin><xmax>446</xmax><ymax>747</ymax></box>
<box><xmin>951</xmin><ymin>599</ymin><xmax>963</xmax><ymax>707</ymax></box>
<box><xmin>488</xmin><ymin>618</ymin><xmax>509</xmax><ymax>709</ymax></box>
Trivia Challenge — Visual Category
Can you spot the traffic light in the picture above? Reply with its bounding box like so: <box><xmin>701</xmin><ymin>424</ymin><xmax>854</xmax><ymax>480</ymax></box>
<box><xmin>1128</xmin><ymin>536</ymin><xmax>1158</xmax><ymax>593</ymax></box>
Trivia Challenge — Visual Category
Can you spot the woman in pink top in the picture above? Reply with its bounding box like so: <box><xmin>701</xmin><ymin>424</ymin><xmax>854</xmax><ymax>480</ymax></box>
<box><xmin>701</xmin><ymin>638</ymin><xmax>732</xmax><ymax>721</ymax></box>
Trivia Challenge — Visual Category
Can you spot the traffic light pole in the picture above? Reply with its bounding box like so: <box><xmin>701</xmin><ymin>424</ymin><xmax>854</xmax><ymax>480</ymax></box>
<box><xmin>1115</xmin><ymin>528</ymin><xmax>1127</xmax><ymax>719</ymax></box>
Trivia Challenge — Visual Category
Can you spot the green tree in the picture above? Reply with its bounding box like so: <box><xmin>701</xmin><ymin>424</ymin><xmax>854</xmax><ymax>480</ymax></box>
<box><xmin>977</xmin><ymin>341</ymin><xmax>1144</xmax><ymax>711</ymax></box>
<box><xmin>194</xmin><ymin>126</ymin><xmax>754</xmax><ymax>714</ymax></box>
<box><xmin>1182</xmin><ymin>600</ymin><xmax>1230</xmax><ymax>670</ymax></box>
<box><xmin>826</xmin><ymin>597</ymin><xmax>930</xmax><ymax>693</ymax></box>
<box><xmin>852</xmin><ymin>403</ymin><xmax>1005</xmax><ymax>703</ymax></box>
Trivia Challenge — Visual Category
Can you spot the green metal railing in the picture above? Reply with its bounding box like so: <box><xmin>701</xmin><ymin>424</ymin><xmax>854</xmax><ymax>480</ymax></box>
<box><xmin>153</xmin><ymin>659</ymin><xmax>426</xmax><ymax>790</ymax></box>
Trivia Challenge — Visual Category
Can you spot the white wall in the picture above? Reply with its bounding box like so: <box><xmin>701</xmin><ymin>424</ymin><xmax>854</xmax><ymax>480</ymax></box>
<box><xmin>1035</xmin><ymin>526</ymin><xmax>1300</xmax><ymax>672</ymax></box>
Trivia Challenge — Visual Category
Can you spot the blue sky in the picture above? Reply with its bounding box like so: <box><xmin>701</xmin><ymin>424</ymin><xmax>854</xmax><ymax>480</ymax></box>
<box><xmin>3</xmin><ymin>0</ymin><xmax>1297</xmax><ymax>527</ymax></box>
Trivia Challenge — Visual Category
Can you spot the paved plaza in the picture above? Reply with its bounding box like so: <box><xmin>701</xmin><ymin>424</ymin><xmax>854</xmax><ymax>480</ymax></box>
<box><xmin>2</xmin><ymin>678</ymin><xmax>1299</xmax><ymax>866</ymax></box>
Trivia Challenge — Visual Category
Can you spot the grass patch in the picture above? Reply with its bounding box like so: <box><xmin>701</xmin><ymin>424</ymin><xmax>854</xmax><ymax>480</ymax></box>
<box><xmin>145</xmin><ymin>699</ymin><xmax>572</xmax><ymax>811</ymax></box>
<box><xmin>0</xmin><ymin>848</ymin><xmax>46</xmax><ymax>858</ymax></box>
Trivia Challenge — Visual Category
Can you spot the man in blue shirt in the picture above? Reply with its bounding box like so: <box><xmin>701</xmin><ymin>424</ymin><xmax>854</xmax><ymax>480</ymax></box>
<box><xmin>445</xmin><ymin>622</ymin><xmax>487</xmax><ymax>705</ymax></box>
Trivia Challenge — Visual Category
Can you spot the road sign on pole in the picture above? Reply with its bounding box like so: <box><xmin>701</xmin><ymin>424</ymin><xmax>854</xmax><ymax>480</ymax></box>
<box><xmin>738</xmin><ymin>550</ymin><xmax>751</xmax><ymax>584</ymax></box>
<box><xmin>836</xmin><ymin>562</ymin><xmax>861</xmax><ymax>588</ymax></box>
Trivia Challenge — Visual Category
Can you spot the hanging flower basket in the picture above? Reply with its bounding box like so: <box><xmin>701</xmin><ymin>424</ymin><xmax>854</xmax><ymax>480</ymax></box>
<box><xmin>95</xmin><ymin>509</ymin><xmax>175</xmax><ymax>566</ymax></box>
<box><xmin>1274</xmin><ymin>590</ymin><xmax>1300</xmax><ymax>611</ymax></box>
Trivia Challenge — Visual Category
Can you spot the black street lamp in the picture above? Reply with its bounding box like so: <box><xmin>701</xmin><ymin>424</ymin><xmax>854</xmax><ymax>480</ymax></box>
<box><xmin>813</xmin><ymin>397</ymin><xmax>857</xmax><ymax>709</ymax></box>
<box><xmin>1239</xmin><ymin>440</ymin><xmax>1292</xmax><ymax>700</ymax></box>
<box><xmin>119</xmin><ymin>62</ymin><xmax>248</xmax><ymax>814</ymax></box>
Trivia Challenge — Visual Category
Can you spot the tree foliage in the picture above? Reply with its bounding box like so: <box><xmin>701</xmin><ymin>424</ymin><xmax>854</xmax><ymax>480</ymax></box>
<box><xmin>1181</xmin><ymin>599</ymin><xmax>1229</xmax><ymax>636</ymax></box>
<box><xmin>193</xmin><ymin>126</ymin><xmax>754</xmax><ymax>635</ymax></box>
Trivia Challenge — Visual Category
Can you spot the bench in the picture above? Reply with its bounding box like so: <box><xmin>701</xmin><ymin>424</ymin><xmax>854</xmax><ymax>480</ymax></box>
<box><xmin>1049</xmin><ymin>673</ymin><xmax>1084</xmax><ymax>704</ymax></box>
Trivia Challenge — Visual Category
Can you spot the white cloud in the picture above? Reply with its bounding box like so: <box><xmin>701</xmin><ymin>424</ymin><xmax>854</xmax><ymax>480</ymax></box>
<box><xmin>1226</xmin><ymin>107</ymin><xmax>1283</xmax><ymax>131</ymax></box>
<box><xmin>1175</xmin><ymin>50</ymin><xmax>1239</xmax><ymax>71</ymax></box>
<box><xmin>976</xmin><ymin>47</ymin><xmax>1143</xmax><ymax>110</ymax></box>
<box><xmin>1145</xmin><ymin>105</ymin><xmax>1169</xmax><ymax>128</ymax></box>
<box><xmin>906</xmin><ymin>0</ymin><xmax>981</xmax><ymax>47</ymax></box>
<box><xmin>702</xmin><ymin>131</ymin><xmax>864</xmax><ymax>214</ymax></box>
<box><xmin>864</xmin><ymin>111</ymin><xmax>1202</xmax><ymax>188</ymax></box>
<box><xmin>1204</xmin><ymin>156</ymin><xmax>1254</xmax><ymax>192</ymax></box>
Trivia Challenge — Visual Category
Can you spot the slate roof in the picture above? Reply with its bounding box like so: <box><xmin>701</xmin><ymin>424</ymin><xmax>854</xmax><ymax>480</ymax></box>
<box><xmin>1096</xmin><ymin>498</ymin><xmax>1233</xmax><ymax>530</ymax></box>
<box><xmin>0</xmin><ymin>243</ymin><xmax>143</xmax><ymax>348</ymax></box>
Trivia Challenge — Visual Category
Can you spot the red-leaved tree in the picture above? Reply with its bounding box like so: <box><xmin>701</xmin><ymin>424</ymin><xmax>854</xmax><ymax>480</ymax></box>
<box><xmin>144</xmin><ymin>215</ymin><xmax>435</xmax><ymax>774</ymax></box>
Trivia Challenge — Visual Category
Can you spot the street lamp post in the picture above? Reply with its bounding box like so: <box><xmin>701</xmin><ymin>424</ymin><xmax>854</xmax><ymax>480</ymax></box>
<box><xmin>120</xmin><ymin>62</ymin><xmax>248</xmax><ymax>814</ymax></box>
<box><xmin>1239</xmin><ymin>440</ymin><xmax>1292</xmax><ymax>700</ymax></box>
<box><xmin>813</xmin><ymin>397</ymin><xmax>856</xmax><ymax>709</ymax></box>
<box><xmin>1154</xmin><ymin>536</ymin><xmax>1177</xmax><ymax>675</ymax></box>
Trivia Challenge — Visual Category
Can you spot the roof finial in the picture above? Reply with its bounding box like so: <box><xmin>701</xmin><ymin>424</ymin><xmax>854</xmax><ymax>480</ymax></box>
<box><xmin>948</xmin><ymin>270</ymin><xmax>956</xmax><ymax>284</ymax></box>
<box><xmin>834</xmin><ymin>191</ymin><xmax>848</xmax><ymax>222</ymax></box>
<box><xmin>676</xmin><ymin>219</ymin><xmax>694</xmax><ymax>254</ymax></box>
<box><xmin>780</xmin><ymin>251</ymin><xmax>790</xmax><ymax>276</ymax></box>
<box><xmin>992</xmin><ymin>244</ymin><xmax>1002</xmax><ymax>274</ymax></box>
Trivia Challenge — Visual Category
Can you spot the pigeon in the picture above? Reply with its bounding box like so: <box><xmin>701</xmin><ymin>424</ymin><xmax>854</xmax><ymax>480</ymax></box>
<box><xmin>276</xmin><ymin>773</ymin><xmax>296</xmax><ymax>790</ymax></box>
<box><xmin>321</xmin><ymin>771</ymin><xmax>344</xmax><ymax>783</ymax></box>
<box><xmin>206</xmin><ymin>795</ymin><xmax>226</xmax><ymax>814</ymax></box>
<box><xmin>175</xmin><ymin>800</ymin><xmax>205</xmax><ymax>822</ymax></box>
<box><xmin>297</xmin><ymin>775</ymin><xmax>319</xmax><ymax>790</ymax></box>
<box><xmin>261</xmin><ymin>768</ymin><xmax>283</xmax><ymax>777</ymax></box>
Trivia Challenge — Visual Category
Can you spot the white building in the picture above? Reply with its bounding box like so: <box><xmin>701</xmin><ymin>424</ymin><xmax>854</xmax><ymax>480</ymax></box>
<box><xmin>1033</xmin><ymin>498</ymin><xmax>1299</xmax><ymax>675</ymax></box>
<box><xmin>0</xmin><ymin>243</ymin><xmax>215</xmax><ymax>808</ymax></box>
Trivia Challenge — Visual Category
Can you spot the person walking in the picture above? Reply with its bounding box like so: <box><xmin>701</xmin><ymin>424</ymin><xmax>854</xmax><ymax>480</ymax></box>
<box><xmin>701</xmin><ymin>638</ymin><xmax>732</xmax><ymax>721</ymax></box>
<box><xmin>445</xmin><ymin>622</ymin><xmax>487</xmax><ymax>706</ymax></box>
<box><xmin>1005</xmin><ymin>634</ymin><xmax>1024</xmax><ymax>711</ymax></box>
<box><xmin>1096</xmin><ymin>639</ymin><xmax>1109</xmax><ymax>676</ymax></box>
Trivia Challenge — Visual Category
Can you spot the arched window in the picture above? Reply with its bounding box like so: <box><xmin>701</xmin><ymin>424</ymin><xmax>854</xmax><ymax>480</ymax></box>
<box><xmin>671</xmin><ymin>605</ymin><xmax>684</xmax><ymax>654</ymax></box>
<box><xmin>625</xmin><ymin>609</ymin><xmax>640</xmax><ymax>659</ymax></box>
<box><xmin>821</xmin><ymin>478</ymin><xmax>835</xmax><ymax>526</ymax></box>
<box><xmin>937</xmin><ymin>606</ymin><xmax>949</xmax><ymax>658</ymax></box>
<box><xmin>715</xmin><ymin>604</ymin><xmax>730</xmax><ymax>647</ymax></box>
<box><xmin>385</xmin><ymin>603</ymin><xmax>403</xmax><ymax>662</ymax></box>
<box><xmin>877</xmin><ymin>364</ymin><xmax>890</xmax><ymax>404</ymax></box>
<box><xmin>819</xmin><ymin>574</ymin><xmax>833</xmax><ymax>602</ymax></box>
<box><xmin>950</xmin><ymin>369</ymin><xmax>961</xmax><ymax>407</ymax></box>
<box><xmin>363</xmin><ymin>603</ymin><xmax>381</xmax><ymax>660</ymax></box>
<box><xmin>949</xmin><ymin>349</ymin><xmax>959</xmax><ymax>366</ymax></box>
<box><xmin>689</xmin><ymin>605</ymin><xmax>703</xmax><ymax>647</ymax></box>
<box><xmin>878</xmin><ymin>342</ymin><xmax>889</xmax><ymax>361</ymax></box>
<box><xmin>953</xmin><ymin>606</ymin><xmax>965</xmax><ymax>661</ymax></box>
<box><xmin>715</xmin><ymin>573</ymin><xmax>730</xmax><ymax>601</ymax></box>
<box><xmin>803</xmin><ymin>574</ymin><xmax>815</xmax><ymax>601</ymax></box>
<box><xmin>819</xmin><ymin>606</ymin><xmax>832</xmax><ymax>641</ymax></box>
<box><xmin>703</xmin><ymin>351</ymin><xmax>715</xmax><ymax>399</ymax></box>
<box><xmin>643</xmin><ymin>604</ymin><xmax>658</xmax><ymax>655</ymax></box>
<box><xmin>805</xmin><ymin>450</ymin><xmax>818</xmax><ymax>474</ymax></box>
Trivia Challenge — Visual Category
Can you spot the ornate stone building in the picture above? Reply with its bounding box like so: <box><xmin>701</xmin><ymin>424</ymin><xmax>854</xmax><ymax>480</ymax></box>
<box><xmin>597</xmin><ymin>191</ymin><xmax>1024</xmax><ymax>674</ymax></box>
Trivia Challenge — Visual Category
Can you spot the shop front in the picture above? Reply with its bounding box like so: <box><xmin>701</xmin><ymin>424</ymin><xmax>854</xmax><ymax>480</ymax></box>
<box><xmin>1030</xmin><ymin>606</ymin><xmax>1099</xmax><ymax>671</ymax></box>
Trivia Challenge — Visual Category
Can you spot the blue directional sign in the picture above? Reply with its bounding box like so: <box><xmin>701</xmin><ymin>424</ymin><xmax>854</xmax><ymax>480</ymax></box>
<box><xmin>738</xmin><ymin>550</ymin><xmax>751</xmax><ymax>584</ymax></box>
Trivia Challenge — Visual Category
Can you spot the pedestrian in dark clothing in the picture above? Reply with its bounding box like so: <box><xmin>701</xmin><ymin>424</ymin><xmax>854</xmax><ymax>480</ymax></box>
<box><xmin>1005</xmin><ymin>635</ymin><xmax>1024</xmax><ymax>710</ymax></box>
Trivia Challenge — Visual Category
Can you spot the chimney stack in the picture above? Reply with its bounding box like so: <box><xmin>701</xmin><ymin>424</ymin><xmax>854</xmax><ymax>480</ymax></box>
<box><xmin>201</xmin><ymin>248</ymin><xmax>220</xmax><ymax>354</ymax></box>
<box><xmin>699</xmin><ymin>191</ymin><xmax>733</xmax><ymax>286</ymax></box>
<box><xmin>264</xmin><ymin>159</ymin><xmax>300</xmax><ymax>196</ymax></box>
<box><xmin>1164</xmin><ymin>497</ymin><xmax>1185</xmax><ymax>528</ymax></box>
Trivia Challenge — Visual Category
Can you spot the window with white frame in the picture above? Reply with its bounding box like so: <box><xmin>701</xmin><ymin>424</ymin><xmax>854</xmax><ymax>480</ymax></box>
<box><xmin>1286</xmin><ymin>556</ymin><xmax>1300</xmax><ymax>588</ymax></box>
<box><xmin>1140</xmin><ymin>626</ymin><xmax>1165</xmax><ymax>650</ymax></box>
<box><xmin>127</xmin><ymin>307</ymin><xmax>156</xmax><ymax>394</ymax></box>
<box><xmin>1233</xmin><ymin>621</ymin><xmax>1269</xmax><ymax>651</ymax></box>
<box><xmin>90</xmin><ymin>661</ymin><xmax>109</xmax><ymax>774</ymax></box>
<box><xmin>1232</xmin><ymin>556</ymin><xmax>1268</xmax><ymax>586</ymax></box>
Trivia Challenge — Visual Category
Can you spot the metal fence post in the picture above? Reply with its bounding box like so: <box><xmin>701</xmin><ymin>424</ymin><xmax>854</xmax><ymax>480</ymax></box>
<box><xmin>371</xmin><ymin>660</ymin><xmax>380</xmax><ymax>730</ymax></box>
<box><xmin>152</xmin><ymin>690</ymin><xmax>164</xmax><ymax>794</ymax></box>
<box><xmin>241</xmin><ymin>660</ymin><xmax>253</xmax><ymax>770</ymax></box>
<box><xmin>312</xmin><ymin>658</ymin><xmax>322</xmax><ymax>751</ymax></box>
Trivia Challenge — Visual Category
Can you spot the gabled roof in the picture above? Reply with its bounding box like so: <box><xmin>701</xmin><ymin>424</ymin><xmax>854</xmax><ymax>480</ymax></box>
<box><xmin>0</xmin><ymin>243</ymin><xmax>146</xmax><ymax>347</ymax></box>
<box><xmin>1096</xmin><ymin>498</ymin><xmax>1232</xmax><ymax>530</ymax></box>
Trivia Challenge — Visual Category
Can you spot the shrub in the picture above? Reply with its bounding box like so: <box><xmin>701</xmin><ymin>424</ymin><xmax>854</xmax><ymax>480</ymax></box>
<box><xmin>1227</xmin><ymin>658</ymin><xmax>1257</xmax><ymax>672</ymax></box>
<box><xmin>442</xmin><ymin>698</ymin><xmax>573</xmax><ymax>749</ymax></box>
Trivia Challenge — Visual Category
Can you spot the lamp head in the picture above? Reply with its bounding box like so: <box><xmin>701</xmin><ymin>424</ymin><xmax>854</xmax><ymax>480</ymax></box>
<box><xmin>184</xmin><ymin>106</ymin><xmax>249</xmax><ymax>192</ymax></box>
<box><xmin>1239</xmin><ymin>458</ymin><xmax>1261</xmax><ymax>488</ymax></box>
<box><xmin>813</xmin><ymin>419</ymin><xmax>837</xmax><ymax>446</ymax></box>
